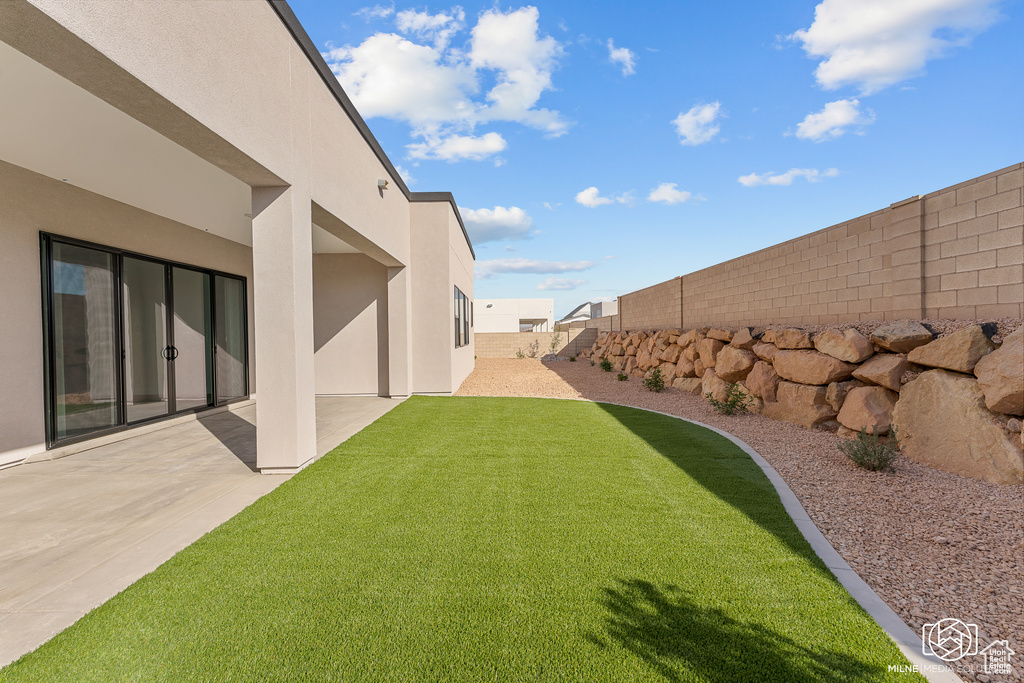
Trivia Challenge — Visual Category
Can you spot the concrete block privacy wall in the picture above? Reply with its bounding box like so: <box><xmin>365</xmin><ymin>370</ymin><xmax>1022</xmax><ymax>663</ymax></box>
<box><xmin>475</xmin><ymin>328</ymin><xmax>597</xmax><ymax>358</ymax></box>
<box><xmin>615</xmin><ymin>164</ymin><xmax>1023</xmax><ymax>329</ymax></box>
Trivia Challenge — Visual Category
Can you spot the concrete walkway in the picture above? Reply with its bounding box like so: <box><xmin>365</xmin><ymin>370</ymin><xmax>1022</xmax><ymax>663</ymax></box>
<box><xmin>0</xmin><ymin>396</ymin><xmax>401</xmax><ymax>667</ymax></box>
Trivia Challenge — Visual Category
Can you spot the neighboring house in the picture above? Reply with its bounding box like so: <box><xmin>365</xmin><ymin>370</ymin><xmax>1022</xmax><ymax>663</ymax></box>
<box><xmin>558</xmin><ymin>300</ymin><xmax>618</xmax><ymax>325</ymax></box>
<box><xmin>0</xmin><ymin>0</ymin><xmax>474</xmax><ymax>473</ymax></box>
<box><xmin>476</xmin><ymin>299</ymin><xmax>554</xmax><ymax>333</ymax></box>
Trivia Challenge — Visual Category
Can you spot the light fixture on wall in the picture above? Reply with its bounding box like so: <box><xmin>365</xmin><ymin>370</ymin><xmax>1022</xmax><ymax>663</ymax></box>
<box><xmin>486</xmin><ymin>303</ymin><xmax>493</xmax><ymax>308</ymax></box>
<box><xmin>377</xmin><ymin>179</ymin><xmax>389</xmax><ymax>190</ymax></box>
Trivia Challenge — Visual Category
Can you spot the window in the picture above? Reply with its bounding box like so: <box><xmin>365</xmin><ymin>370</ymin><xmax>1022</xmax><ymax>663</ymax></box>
<box><xmin>454</xmin><ymin>285</ymin><xmax>470</xmax><ymax>348</ymax></box>
<box><xmin>41</xmin><ymin>233</ymin><xmax>249</xmax><ymax>447</ymax></box>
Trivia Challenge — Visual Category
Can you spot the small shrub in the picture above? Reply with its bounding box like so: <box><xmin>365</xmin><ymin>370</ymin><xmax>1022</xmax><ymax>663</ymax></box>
<box><xmin>569</xmin><ymin>355</ymin><xmax>577</xmax><ymax>362</ymax></box>
<box><xmin>599</xmin><ymin>358</ymin><xmax>613</xmax><ymax>372</ymax></box>
<box><xmin>643</xmin><ymin>367</ymin><xmax>666</xmax><ymax>392</ymax></box>
<box><xmin>590</xmin><ymin>360</ymin><xmax>596</xmax><ymax>366</ymax></box>
<box><xmin>838</xmin><ymin>426</ymin><xmax>901</xmax><ymax>472</ymax></box>
<box><xmin>549</xmin><ymin>331</ymin><xmax>563</xmax><ymax>355</ymax></box>
<box><xmin>706</xmin><ymin>383</ymin><xmax>751</xmax><ymax>415</ymax></box>
<box><xmin>527</xmin><ymin>340</ymin><xmax>540</xmax><ymax>358</ymax></box>
<box><xmin>515</xmin><ymin>348</ymin><xmax>525</xmax><ymax>359</ymax></box>
<box><xmin>617</xmin><ymin>372</ymin><xmax>628</xmax><ymax>381</ymax></box>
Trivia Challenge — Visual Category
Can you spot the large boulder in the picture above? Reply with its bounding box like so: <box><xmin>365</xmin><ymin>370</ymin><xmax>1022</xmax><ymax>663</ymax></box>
<box><xmin>673</xmin><ymin>377</ymin><xmax>703</xmax><ymax>394</ymax></box>
<box><xmin>659</xmin><ymin>362</ymin><xmax>677</xmax><ymax>378</ymax></box>
<box><xmin>715</xmin><ymin>346</ymin><xmax>757</xmax><ymax>383</ymax></box>
<box><xmin>636</xmin><ymin>348</ymin><xmax>661</xmax><ymax>371</ymax></box>
<box><xmin>752</xmin><ymin>342</ymin><xmax>779</xmax><ymax>362</ymax></box>
<box><xmin>701</xmin><ymin>368</ymin><xmax>731</xmax><ymax>403</ymax></box>
<box><xmin>825</xmin><ymin>379</ymin><xmax>865</xmax><ymax>413</ymax></box>
<box><xmin>907</xmin><ymin>324</ymin><xmax>995</xmax><ymax>373</ymax></box>
<box><xmin>893</xmin><ymin>370</ymin><xmax>1024</xmax><ymax>485</ymax></box>
<box><xmin>870</xmin><ymin>321</ymin><xmax>933</xmax><ymax>353</ymax></box>
<box><xmin>707</xmin><ymin>328</ymin><xmax>733</xmax><ymax>342</ymax></box>
<box><xmin>677</xmin><ymin>329</ymin><xmax>703</xmax><ymax>348</ymax></box>
<box><xmin>853</xmin><ymin>354</ymin><xmax>908</xmax><ymax>392</ymax></box>
<box><xmin>730</xmin><ymin>328</ymin><xmax>757</xmax><ymax>350</ymax></box>
<box><xmin>697</xmin><ymin>338</ymin><xmax>725</xmax><ymax>368</ymax></box>
<box><xmin>660</xmin><ymin>343</ymin><xmax>684</xmax><ymax>364</ymax></box>
<box><xmin>973</xmin><ymin>325</ymin><xmax>1024</xmax><ymax>416</ymax></box>
<box><xmin>734</xmin><ymin>382</ymin><xmax>764</xmax><ymax>414</ymax></box>
<box><xmin>745</xmin><ymin>361</ymin><xmax>781</xmax><ymax>402</ymax></box>
<box><xmin>773</xmin><ymin>350</ymin><xmax>856</xmax><ymax>386</ymax></box>
<box><xmin>675</xmin><ymin>357</ymin><xmax>697</xmax><ymax>378</ymax></box>
<box><xmin>761</xmin><ymin>381</ymin><xmax>838</xmax><ymax>428</ymax></box>
<box><xmin>771</xmin><ymin>328</ymin><xmax>815</xmax><ymax>349</ymax></box>
<box><xmin>815</xmin><ymin>328</ymin><xmax>874</xmax><ymax>363</ymax></box>
<box><xmin>610</xmin><ymin>343</ymin><xmax>625</xmax><ymax>356</ymax></box>
<box><xmin>693</xmin><ymin>358</ymin><xmax>707</xmax><ymax>378</ymax></box>
<box><xmin>624</xmin><ymin>356</ymin><xmax>638</xmax><ymax>374</ymax></box>
<box><xmin>837</xmin><ymin>386</ymin><xmax>899</xmax><ymax>435</ymax></box>
<box><xmin>682</xmin><ymin>345</ymin><xmax>699</xmax><ymax>362</ymax></box>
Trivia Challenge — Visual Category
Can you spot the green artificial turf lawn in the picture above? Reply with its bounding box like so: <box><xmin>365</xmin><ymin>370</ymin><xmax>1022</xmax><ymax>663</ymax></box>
<box><xmin>1</xmin><ymin>397</ymin><xmax>923</xmax><ymax>682</ymax></box>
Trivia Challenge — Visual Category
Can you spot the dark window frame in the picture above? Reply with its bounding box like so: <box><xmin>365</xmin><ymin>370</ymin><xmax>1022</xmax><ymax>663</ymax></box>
<box><xmin>40</xmin><ymin>232</ymin><xmax>250</xmax><ymax>449</ymax></box>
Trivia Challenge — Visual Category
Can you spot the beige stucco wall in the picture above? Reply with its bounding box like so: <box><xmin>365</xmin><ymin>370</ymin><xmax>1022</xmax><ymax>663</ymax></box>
<box><xmin>0</xmin><ymin>160</ymin><xmax>255</xmax><ymax>467</ymax></box>
<box><xmin>614</xmin><ymin>163</ymin><xmax>1023</xmax><ymax>331</ymax></box>
<box><xmin>475</xmin><ymin>329</ymin><xmax>595</xmax><ymax>359</ymax></box>
<box><xmin>312</xmin><ymin>254</ymin><xmax>388</xmax><ymax>396</ymax></box>
<box><xmin>449</xmin><ymin>208</ymin><xmax>475</xmax><ymax>392</ymax></box>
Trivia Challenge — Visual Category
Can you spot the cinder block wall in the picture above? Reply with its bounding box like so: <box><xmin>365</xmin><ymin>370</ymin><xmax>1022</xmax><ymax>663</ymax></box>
<box><xmin>618</xmin><ymin>278</ymin><xmax>683</xmax><ymax>330</ymax></box>
<box><xmin>474</xmin><ymin>329</ymin><xmax>594</xmax><ymax>358</ymax></box>
<box><xmin>615</xmin><ymin>163</ymin><xmax>1023</xmax><ymax>330</ymax></box>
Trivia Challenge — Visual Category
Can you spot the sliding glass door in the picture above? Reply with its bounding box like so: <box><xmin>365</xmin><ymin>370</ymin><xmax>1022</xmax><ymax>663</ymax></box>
<box><xmin>42</xmin><ymin>235</ymin><xmax>248</xmax><ymax>447</ymax></box>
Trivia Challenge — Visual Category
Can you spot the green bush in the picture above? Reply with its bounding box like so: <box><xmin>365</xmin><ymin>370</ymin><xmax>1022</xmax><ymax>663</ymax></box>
<box><xmin>838</xmin><ymin>426</ymin><xmax>901</xmax><ymax>472</ymax></box>
<box><xmin>643</xmin><ymin>367</ymin><xmax>666</xmax><ymax>392</ymax></box>
<box><xmin>617</xmin><ymin>372</ymin><xmax>628</xmax><ymax>381</ymax></box>
<box><xmin>569</xmin><ymin>355</ymin><xmax>577</xmax><ymax>362</ymax></box>
<box><xmin>706</xmin><ymin>383</ymin><xmax>751</xmax><ymax>415</ymax></box>
<box><xmin>515</xmin><ymin>349</ymin><xmax>525</xmax><ymax>360</ymax></box>
<box><xmin>590</xmin><ymin>360</ymin><xmax>595</xmax><ymax>366</ymax></box>
<box><xmin>599</xmin><ymin>358</ymin><xmax>613</xmax><ymax>372</ymax></box>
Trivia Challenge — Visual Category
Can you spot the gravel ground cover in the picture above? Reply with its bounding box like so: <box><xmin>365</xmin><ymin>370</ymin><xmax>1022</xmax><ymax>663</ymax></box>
<box><xmin>457</xmin><ymin>359</ymin><xmax>1024</xmax><ymax>682</ymax></box>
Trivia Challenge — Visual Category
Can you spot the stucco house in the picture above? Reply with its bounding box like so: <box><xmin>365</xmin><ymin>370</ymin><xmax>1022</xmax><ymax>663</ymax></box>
<box><xmin>0</xmin><ymin>0</ymin><xmax>475</xmax><ymax>473</ymax></box>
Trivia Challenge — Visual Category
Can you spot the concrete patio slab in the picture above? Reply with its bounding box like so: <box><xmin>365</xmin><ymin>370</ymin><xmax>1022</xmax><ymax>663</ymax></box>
<box><xmin>0</xmin><ymin>396</ymin><xmax>401</xmax><ymax>668</ymax></box>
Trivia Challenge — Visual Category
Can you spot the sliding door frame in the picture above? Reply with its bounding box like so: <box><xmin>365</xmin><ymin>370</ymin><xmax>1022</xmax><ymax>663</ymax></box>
<box><xmin>40</xmin><ymin>232</ymin><xmax>250</xmax><ymax>449</ymax></box>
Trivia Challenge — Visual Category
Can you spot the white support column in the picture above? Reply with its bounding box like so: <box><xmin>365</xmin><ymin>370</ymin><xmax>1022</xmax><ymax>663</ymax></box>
<box><xmin>251</xmin><ymin>185</ymin><xmax>317</xmax><ymax>473</ymax></box>
<box><xmin>386</xmin><ymin>266</ymin><xmax>413</xmax><ymax>398</ymax></box>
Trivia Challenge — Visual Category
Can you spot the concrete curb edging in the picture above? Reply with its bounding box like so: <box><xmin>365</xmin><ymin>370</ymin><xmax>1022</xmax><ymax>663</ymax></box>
<box><xmin>591</xmin><ymin>400</ymin><xmax>964</xmax><ymax>683</ymax></box>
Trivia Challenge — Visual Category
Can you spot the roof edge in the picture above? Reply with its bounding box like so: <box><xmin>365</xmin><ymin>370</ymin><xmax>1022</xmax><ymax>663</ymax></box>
<box><xmin>265</xmin><ymin>0</ymin><xmax>475</xmax><ymax>260</ymax></box>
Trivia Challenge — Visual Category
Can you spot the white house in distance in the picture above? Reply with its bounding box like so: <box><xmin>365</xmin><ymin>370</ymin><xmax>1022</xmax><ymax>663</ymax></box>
<box><xmin>558</xmin><ymin>300</ymin><xmax>618</xmax><ymax>325</ymax></box>
<box><xmin>0</xmin><ymin>0</ymin><xmax>475</xmax><ymax>473</ymax></box>
<box><xmin>476</xmin><ymin>299</ymin><xmax>554</xmax><ymax>333</ymax></box>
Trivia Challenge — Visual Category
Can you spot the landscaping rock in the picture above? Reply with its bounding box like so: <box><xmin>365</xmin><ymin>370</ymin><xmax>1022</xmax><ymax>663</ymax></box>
<box><xmin>734</xmin><ymin>381</ymin><xmax>764</xmax><ymax>414</ymax></box>
<box><xmin>715</xmin><ymin>346</ymin><xmax>757</xmax><ymax>383</ymax></box>
<box><xmin>906</xmin><ymin>324</ymin><xmax>995</xmax><ymax>373</ymax></box>
<box><xmin>825</xmin><ymin>379</ymin><xmax>865</xmax><ymax>413</ymax></box>
<box><xmin>773</xmin><ymin>350</ymin><xmax>856</xmax><ymax>386</ymax></box>
<box><xmin>837</xmin><ymin>386</ymin><xmax>899</xmax><ymax>435</ymax></box>
<box><xmin>682</xmin><ymin>345</ymin><xmax>699</xmax><ymax>362</ymax></box>
<box><xmin>815</xmin><ymin>328</ymin><xmax>875</xmax><ymax>363</ymax></box>
<box><xmin>761</xmin><ymin>381</ymin><xmax>837</xmax><ymax>428</ymax></box>
<box><xmin>752</xmin><ymin>342</ymin><xmax>779</xmax><ymax>362</ymax></box>
<box><xmin>659</xmin><ymin>362</ymin><xmax>677</xmax><ymax>379</ymax></box>
<box><xmin>636</xmin><ymin>348</ymin><xmax>661</xmax><ymax>371</ymax></box>
<box><xmin>707</xmin><ymin>328</ymin><xmax>733</xmax><ymax>342</ymax></box>
<box><xmin>659</xmin><ymin>343</ymin><xmax>684</xmax><ymax>364</ymax></box>
<box><xmin>672</xmin><ymin>377</ymin><xmax>703</xmax><ymax>394</ymax></box>
<box><xmin>745</xmin><ymin>361</ymin><xmax>781</xmax><ymax>402</ymax></box>
<box><xmin>870</xmin><ymin>321</ymin><xmax>933</xmax><ymax>353</ymax></box>
<box><xmin>892</xmin><ymin>369</ymin><xmax>1024</xmax><ymax>485</ymax></box>
<box><xmin>973</xmin><ymin>325</ymin><xmax>1024</xmax><ymax>416</ymax></box>
<box><xmin>675</xmin><ymin>357</ymin><xmax>697</xmax><ymax>378</ymax></box>
<box><xmin>730</xmin><ymin>328</ymin><xmax>757</xmax><ymax>350</ymax></box>
<box><xmin>697</xmin><ymin>338</ymin><xmax>725</xmax><ymax>368</ymax></box>
<box><xmin>773</xmin><ymin>328</ymin><xmax>815</xmax><ymax>349</ymax></box>
<box><xmin>677</xmin><ymin>329</ymin><xmax>702</xmax><ymax>348</ymax></box>
<box><xmin>701</xmin><ymin>368</ymin><xmax>731</xmax><ymax>403</ymax></box>
<box><xmin>624</xmin><ymin>356</ymin><xmax>638</xmax><ymax>375</ymax></box>
<box><xmin>610</xmin><ymin>343</ymin><xmax>625</xmax><ymax>356</ymax></box>
<box><xmin>693</xmin><ymin>358</ymin><xmax>707</xmax><ymax>378</ymax></box>
<box><xmin>853</xmin><ymin>354</ymin><xmax>908</xmax><ymax>392</ymax></box>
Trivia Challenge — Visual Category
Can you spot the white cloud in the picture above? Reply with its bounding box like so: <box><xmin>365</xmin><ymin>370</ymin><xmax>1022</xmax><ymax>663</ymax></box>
<box><xmin>355</xmin><ymin>4</ymin><xmax>394</xmax><ymax>20</ymax></box>
<box><xmin>647</xmin><ymin>182</ymin><xmax>694</xmax><ymax>204</ymax></box>
<box><xmin>475</xmin><ymin>258</ymin><xmax>596</xmax><ymax>279</ymax></box>
<box><xmin>672</xmin><ymin>102</ymin><xmax>722</xmax><ymax>146</ymax></box>
<box><xmin>394</xmin><ymin>164</ymin><xmax>415</xmax><ymax>186</ymax></box>
<box><xmin>407</xmin><ymin>132</ymin><xmax>507</xmax><ymax>162</ymax></box>
<box><xmin>795</xmin><ymin>98</ymin><xmax>875</xmax><ymax>141</ymax></box>
<box><xmin>324</xmin><ymin>6</ymin><xmax>568</xmax><ymax>162</ymax></box>
<box><xmin>460</xmin><ymin>206</ymin><xmax>533</xmax><ymax>243</ymax></box>
<box><xmin>537</xmin><ymin>277</ymin><xmax>587</xmax><ymax>291</ymax></box>
<box><xmin>395</xmin><ymin>7</ymin><xmax>465</xmax><ymax>49</ymax></box>
<box><xmin>790</xmin><ymin>0</ymin><xmax>1001</xmax><ymax>94</ymax></box>
<box><xmin>607</xmin><ymin>39</ymin><xmax>636</xmax><ymax>76</ymax></box>
<box><xmin>738</xmin><ymin>168</ymin><xmax>840</xmax><ymax>187</ymax></box>
<box><xmin>575</xmin><ymin>187</ymin><xmax>633</xmax><ymax>208</ymax></box>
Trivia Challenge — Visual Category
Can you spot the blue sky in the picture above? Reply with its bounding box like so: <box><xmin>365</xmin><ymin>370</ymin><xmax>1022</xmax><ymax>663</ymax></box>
<box><xmin>289</xmin><ymin>0</ymin><xmax>1024</xmax><ymax>318</ymax></box>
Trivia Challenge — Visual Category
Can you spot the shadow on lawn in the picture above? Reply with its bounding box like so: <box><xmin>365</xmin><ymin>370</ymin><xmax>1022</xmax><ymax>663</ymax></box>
<box><xmin>589</xmin><ymin>578</ymin><xmax>883</xmax><ymax>682</ymax></box>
